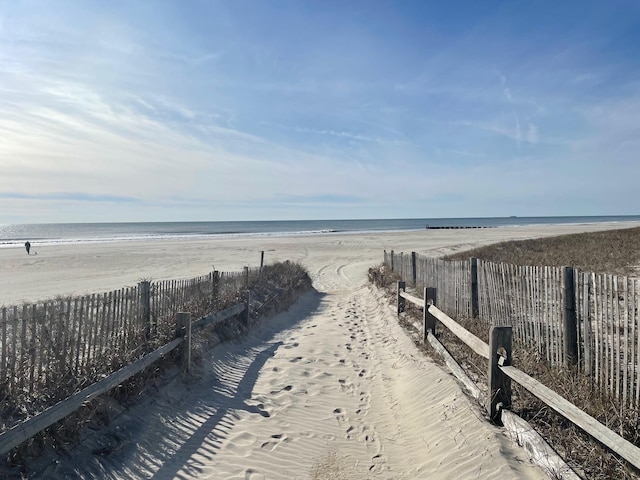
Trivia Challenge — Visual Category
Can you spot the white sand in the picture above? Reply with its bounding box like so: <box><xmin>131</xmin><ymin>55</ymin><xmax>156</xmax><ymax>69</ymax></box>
<box><xmin>2</xmin><ymin>222</ymin><xmax>637</xmax><ymax>306</ymax></box>
<box><xmin>6</xmin><ymin>221</ymin><xmax>639</xmax><ymax>479</ymax></box>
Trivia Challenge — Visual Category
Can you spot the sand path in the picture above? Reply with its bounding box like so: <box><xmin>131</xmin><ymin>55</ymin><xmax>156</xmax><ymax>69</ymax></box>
<box><xmin>34</xmin><ymin>232</ymin><xmax>558</xmax><ymax>479</ymax></box>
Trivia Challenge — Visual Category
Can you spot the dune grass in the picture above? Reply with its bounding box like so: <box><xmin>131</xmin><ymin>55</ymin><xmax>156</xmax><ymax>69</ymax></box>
<box><xmin>444</xmin><ymin>226</ymin><xmax>640</xmax><ymax>276</ymax></box>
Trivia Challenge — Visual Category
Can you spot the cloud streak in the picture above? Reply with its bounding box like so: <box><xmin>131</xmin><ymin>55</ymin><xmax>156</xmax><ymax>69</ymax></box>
<box><xmin>0</xmin><ymin>1</ymin><xmax>639</xmax><ymax>222</ymax></box>
<box><xmin>0</xmin><ymin>192</ymin><xmax>140</xmax><ymax>203</ymax></box>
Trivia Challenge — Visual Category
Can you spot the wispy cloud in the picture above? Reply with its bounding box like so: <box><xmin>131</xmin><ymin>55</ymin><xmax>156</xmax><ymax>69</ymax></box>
<box><xmin>0</xmin><ymin>1</ymin><xmax>639</xmax><ymax>222</ymax></box>
<box><xmin>0</xmin><ymin>192</ymin><xmax>140</xmax><ymax>203</ymax></box>
<box><xmin>293</xmin><ymin>127</ymin><xmax>375</xmax><ymax>143</ymax></box>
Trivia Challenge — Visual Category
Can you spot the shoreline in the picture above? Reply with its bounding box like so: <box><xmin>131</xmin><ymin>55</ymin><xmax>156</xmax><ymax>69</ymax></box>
<box><xmin>2</xmin><ymin>221</ymin><xmax>639</xmax><ymax>306</ymax></box>
<box><xmin>2</xmin><ymin>218</ymin><xmax>639</xmax><ymax>249</ymax></box>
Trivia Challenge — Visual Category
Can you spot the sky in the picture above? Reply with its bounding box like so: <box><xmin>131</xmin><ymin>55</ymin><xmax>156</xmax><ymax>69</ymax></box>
<box><xmin>1</xmin><ymin>0</ymin><xmax>640</xmax><ymax>223</ymax></box>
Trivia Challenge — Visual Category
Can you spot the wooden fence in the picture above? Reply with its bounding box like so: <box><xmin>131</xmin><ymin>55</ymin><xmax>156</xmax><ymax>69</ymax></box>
<box><xmin>395</xmin><ymin>285</ymin><xmax>640</xmax><ymax>476</ymax></box>
<box><xmin>0</xmin><ymin>300</ymin><xmax>251</xmax><ymax>456</ymax></box>
<box><xmin>0</xmin><ymin>259</ymin><xmax>310</xmax><ymax>459</ymax></box>
<box><xmin>0</xmin><ymin>258</ymin><xmax>303</xmax><ymax>455</ymax></box>
<box><xmin>0</xmin><ymin>268</ymin><xmax>260</xmax><ymax>409</ymax></box>
<box><xmin>384</xmin><ymin>250</ymin><xmax>640</xmax><ymax>410</ymax></box>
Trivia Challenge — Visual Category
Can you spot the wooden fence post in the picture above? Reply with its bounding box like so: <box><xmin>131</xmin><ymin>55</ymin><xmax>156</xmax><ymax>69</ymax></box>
<box><xmin>176</xmin><ymin>312</ymin><xmax>191</xmax><ymax>373</ymax></box>
<box><xmin>138</xmin><ymin>281</ymin><xmax>151</xmax><ymax>339</ymax></box>
<box><xmin>397</xmin><ymin>281</ymin><xmax>406</xmax><ymax>315</ymax></box>
<box><xmin>564</xmin><ymin>267</ymin><xmax>578</xmax><ymax>367</ymax></box>
<box><xmin>411</xmin><ymin>252</ymin><xmax>417</xmax><ymax>286</ymax></box>
<box><xmin>244</xmin><ymin>266</ymin><xmax>249</xmax><ymax>289</ymax></box>
<box><xmin>244</xmin><ymin>290</ymin><xmax>251</xmax><ymax>326</ymax></box>
<box><xmin>390</xmin><ymin>250</ymin><xmax>394</xmax><ymax>272</ymax></box>
<box><xmin>211</xmin><ymin>271</ymin><xmax>220</xmax><ymax>308</ymax></box>
<box><xmin>423</xmin><ymin>287</ymin><xmax>438</xmax><ymax>341</ymax></box>
<box><xmin>1</xmin><ymin>307</ymin><xmax>6</xmax><ymax>383</ymax></box>
<box><xmin>260</xmin><ymin>251</ymin><xmax>265</xmax><ymax>271</ymax></box>
<box><xmin>488</xmin><ymin>326</ymin><xmax>512</xmax><ymax>424</ymax></box>
<box><xmin>470</xmin><ymin>257</ymin><xmax>479</xmax><ymax>318</ymax></box>
<box><xmin>582</xmin><ymin>272</ymin><xmax>591</xmax><ymax>375</ymax></box>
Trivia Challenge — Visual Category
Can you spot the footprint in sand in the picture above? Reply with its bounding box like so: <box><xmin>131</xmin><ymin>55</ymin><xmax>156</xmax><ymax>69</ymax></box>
<box><xmin>290</xmin><ymin>356</ymin><xmax>303</xmax><ymax>363</ymax></box>
<box><xmin>229</xmin><ymin>431</ymin><xmax>258</xmax><ymax>447</ymax></box>
<box><xmin>244</xmin><ymin>468</ymin><xmax>263</xmax><ymax>479</ymax></box>
<box><xmin>260</xmin><ymin>433</ymin><xmax>291</xmax><ymax>451</ymax></box>
<box><xmin>251</xmin><ymin>402</ymin><xmax>274</xmax><ymax>418</ymax></box>
<box><xmin>269</xmin><ymin>385</ymin><xmax>293</xmax><ymax>395</ymax></box>
<box><xmin>333</xmin><ymin>407</ymin><xmax>348</xmax><ymax>425</ymax></box>
<box><xmin>338</xmin><ymin>378</ymin><xmax>355</xmax><ymax>395</ymax></box>
<box><xmin>369</xmin><ymin>454</ymin><xmax>388</xmax><ymax>474</ymax></box>
<box><xmin>345</xmin><ymin>425</ymin><xmax>355</xmax><ymax>440</ymax></box>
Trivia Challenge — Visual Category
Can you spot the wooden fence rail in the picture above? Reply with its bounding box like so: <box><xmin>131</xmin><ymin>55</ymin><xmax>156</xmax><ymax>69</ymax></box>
<box><xmin>385</xmin><ymin>250</ymin><xmax>640</xmax><ymax>412</ymax></box>
<box><xmin>0</xmin><ymin>266</ymin><xmax>262</xmax><ymax>437</ymax></box>
<box><xmin>0</xmin><ymin>337</ymin><xmax>183</xmax><ymax>455</ymax></box>
<box><xmin>396</xmin><ymin>284</ymin><xmax>640</xmax><ymax>473</ymax></box>
<box><xmin>0</xmin><ymin>255</ymin><xmax>304</xmax><ymax>457</ymax></box>
<box><xmin>0</xmin><ymin>297</ymin><xmax>248</xmax><ymax>455</ymax></box>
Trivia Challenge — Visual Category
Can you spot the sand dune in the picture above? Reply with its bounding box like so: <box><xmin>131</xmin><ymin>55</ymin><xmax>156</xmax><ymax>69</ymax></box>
<box><xmin>9</xmin><ymin>222</ymin><xmax>639</xmax><ymax>478</ymax></box>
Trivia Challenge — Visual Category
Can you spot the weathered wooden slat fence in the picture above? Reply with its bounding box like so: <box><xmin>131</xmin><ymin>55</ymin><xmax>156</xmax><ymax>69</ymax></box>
<box><xmin>0</xmin><ymin>297</ymin><xmax>252</xmax><ymax>456</ymax></box>
<box><xmin>396</xmin><ymin>285</ymin><xmax>640</xmax><ymax>475</ymax></box>
<box><xmin>0</xmin><ymin>259</ymin><xmax>285</xmax><ymax>454</ymax></box>
<box><xmin>385</xmin><ymin>250</ymin><xmax>471</xmax><ymax>319</ymax></box>
<box><xmin>0</xmin><ymin>268</ymin><xmax>260</xmax><ymax>407</ymax></box>
<box><xmin>385</xmin><ymin>250</ymin><xmax>640</xmax><ymax>411</ymax></box>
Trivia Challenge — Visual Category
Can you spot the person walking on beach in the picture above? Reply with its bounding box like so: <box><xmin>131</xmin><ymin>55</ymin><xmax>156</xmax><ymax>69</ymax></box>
<box><xmin>25</xmin><ymin>241</ymin><xmax>31</xmax><ymax>255</ymax></box>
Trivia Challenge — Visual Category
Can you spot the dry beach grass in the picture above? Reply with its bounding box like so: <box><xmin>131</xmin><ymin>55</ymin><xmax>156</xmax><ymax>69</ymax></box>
<box><xmin>444</xmin><ymin>226</ymin><xmax>640</xmax><ymax>276</ymax></box>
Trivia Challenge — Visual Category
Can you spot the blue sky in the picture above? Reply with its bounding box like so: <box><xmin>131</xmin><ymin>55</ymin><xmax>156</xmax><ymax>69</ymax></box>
<box><xmin>1</xmin><ymin>0</ymin><xmax>639</xmax><ymax>223</ymax></box>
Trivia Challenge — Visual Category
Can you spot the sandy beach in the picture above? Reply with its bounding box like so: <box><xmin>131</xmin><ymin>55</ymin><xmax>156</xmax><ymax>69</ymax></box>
<box><xmin>2</xmin><ymin>222</ymin><xmax>638</xmax><ymax>306</ymax></box>
<box><xmin>4</xmin><ymin>221</ymin><xmax>640</xmax><ymax>479</ymax></box>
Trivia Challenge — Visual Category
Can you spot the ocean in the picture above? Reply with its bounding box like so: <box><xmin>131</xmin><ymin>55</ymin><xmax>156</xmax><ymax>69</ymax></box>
<box><xmin>1</xmin><ymin>216</ymin><xmax>640</xmax><ymax>248</ymax></box>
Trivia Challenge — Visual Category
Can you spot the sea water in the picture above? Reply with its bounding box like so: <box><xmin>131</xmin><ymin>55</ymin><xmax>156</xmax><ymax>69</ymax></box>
<box><xmin>1</xmin><ymin>216</ymin><xmax>640</xmax><ymax>248</ymax></box>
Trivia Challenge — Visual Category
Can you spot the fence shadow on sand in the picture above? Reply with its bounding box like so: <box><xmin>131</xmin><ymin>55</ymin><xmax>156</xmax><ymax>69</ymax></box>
<box><xmin>39</xmin><ymin>290</ymin><xmax>325</xmax><ymax>480</ymax></box>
